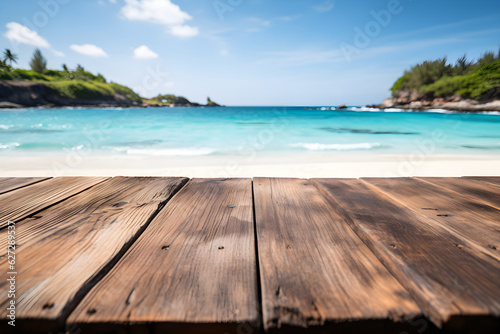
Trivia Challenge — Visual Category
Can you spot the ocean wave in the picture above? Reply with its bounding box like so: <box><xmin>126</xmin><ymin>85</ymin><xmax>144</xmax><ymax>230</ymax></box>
<box><xmin>425</xmin><ymin>108</ymin><xmax>453</xmax><ymax>114</ymax></box>
<box><xmin>383</xmin><ymin>108</ymin><xmax>407</xmax><ymax>112</ymax></box>
<box><xmin>290</xmin><ymin>142</ymin><xmax>382</xmax><ymax>151</ymax></box>
<box><xmin>0</xmin><ymin>142</ymin><xmax>20</xmax><ymax>150</ymax></box>
<box><xmin>351</xmin><ymin>107</ymin><xmax>381</xmax><ymax>112</ymax></box>
<box><xmin>477</xmin><ymin>111</ymin><xmax>500</xmax><ymax>115</ymax></box>
<box><xmin>124</xmin><ymin>147</ymin><xmax>216</xmax><ymax>156</ymax></box>
<box><xmin>0</xmin><ymin>125</ymin><xmax>11</xmax><ymax>130</ymax></box>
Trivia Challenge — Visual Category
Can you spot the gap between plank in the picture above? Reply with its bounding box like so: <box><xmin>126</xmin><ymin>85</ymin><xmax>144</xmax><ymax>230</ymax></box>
<box><xmin>0</xmin><ymin>177</ymin><xmax>52</xmax><ymax>195</ymax></box>
<box><xmin>0</xmin><ymin>177</ymin><xmax>110</xmax><ymax>232</ymax></box>
<box><xmin>309</xmin><ymin>179</ymin><xmax>429</xmax><ymax>322</ymax></box>
<box><xmin>55</xmin><ymin>177</ymin><xmax>190</xmax><ymax>331</ymax></box>
<box><xmin>251</xmin><ymin>180</ymin><xmax>265</xmax><ymax>334</ymax></box>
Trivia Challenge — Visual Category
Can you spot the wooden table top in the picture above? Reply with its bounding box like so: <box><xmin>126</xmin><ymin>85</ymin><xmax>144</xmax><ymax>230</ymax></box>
<box><xmin>0</xmin><ymin>176</ymin><xmax>499</xmax><ymax>334</ymax></box>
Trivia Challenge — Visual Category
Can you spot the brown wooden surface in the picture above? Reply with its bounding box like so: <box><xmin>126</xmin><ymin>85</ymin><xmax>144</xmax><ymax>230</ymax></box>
<box><xmin>0</xmin><ymin>176</ymin><xmax>108</xmax><ymax>228</ymax></box>
<box><xmin>416</xmin><ymin>177</ymin><xmax>500</xmax><ymax>211</ymax></box>
<box><xmin>313</xmin><ymin>178</ymin><xmax>500</xmax><ymax>329</ymax></box>
<box><xmin>0</xmin><ymin>177</ymin><xmax>50</xmax><ymax>195</ymax></box>
<box><xmin>254</xmin><ymin>178</ymin><xmax>420</xmax><ymax>331</ymax></box>
<box><xmin>364</xmin><ymin>177</ymin><xmax>500</xmax><ymax>261</ymax></box>
<box><xmin>0</xmin><ymin>177</ymin><xmax>187</xmax><ymax>333</ymax></box>
<box><xmin>68</xmin><ymin>178</ymin><xmax>259</xmax><ymax>332</ymax></box>
<box><xmin>0</xmin><ymin>176</ymin><xmax>499</xmax><ymax>333</ymax></box>
<box><xmin>464</xmin><ymin>176</ymin><xmax>500</xmax><ymax>188</ymax></box>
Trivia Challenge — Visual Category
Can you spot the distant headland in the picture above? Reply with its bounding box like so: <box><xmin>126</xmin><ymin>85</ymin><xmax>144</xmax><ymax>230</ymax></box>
<box><xmin>0</xmin><ymin>48</ymin><xmax>221</xmax><ymax>108</ymax></box>
<box><xmin>370</xmin><ymin>50</ymin><xmax>500</xmax><ymax>112</ymax></box>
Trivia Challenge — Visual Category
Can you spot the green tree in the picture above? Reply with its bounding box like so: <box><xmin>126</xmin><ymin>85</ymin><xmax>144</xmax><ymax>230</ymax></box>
<box><xmin>477</xmin><ymin>52</ymin><xmax>496</xmax><ymax>67</ymax></box>
<box><xmin>454</xmin><ymin>54</ymin><xmax>473</xmax><ymax>75</ymax></box>
<box><xmin>3</xmin><ymin>49</ymin><xmax>18</xmax><ymax>66</ymax></box>
<box><xmin>76</xmin><ymin>64</ymin><xmax>84</xmax><ymax>72</ymax></box>
<box><xmin>207</xmin><ymin>96</ymin><xmax>212</xmax><ymax>103</ymax></box>
<box><xmin>62</xmin><ymin>64</ymin><xmax>69</xmax><ymax>72</ymax></box>
<box><xmin>30</xmin><ymin>48</ymin><xmax>47</xmax><ymax>73</ymax></box>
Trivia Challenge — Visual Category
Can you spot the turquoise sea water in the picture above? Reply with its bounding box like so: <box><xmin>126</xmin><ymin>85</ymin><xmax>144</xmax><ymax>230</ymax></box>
<box><xmin>1</xmin><ymin>106</ymin><xmax>500</xmax><ymax>157</ymax></box>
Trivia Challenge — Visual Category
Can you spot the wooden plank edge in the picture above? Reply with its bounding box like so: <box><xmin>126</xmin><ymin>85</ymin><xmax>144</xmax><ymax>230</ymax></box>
<box><xmin>3</xmin><ymin>177</ymin><xmax>190</xmax><ymax>334</ymax></box>
<box><xmin>309</xmin><ymin>179</ymin><xmax>445</xmax><ymax>327</ymax></box>
<box><xmin>462</xmin><ymin>176</ymin><xmax>500</xmax><ymax>189</ymax></box>
<box><xmin>65</xmin><ymin>320</ymin><xmax>260</xmax><ymax>334</ymax></box>
<box><xmin>0</xmin><ymin>177</ymin><xmax>111</xmax><ymax>230</ymax></box>
<box><xmin>311</xmin><ymin>178</ymin><xmax>500</xmax><ymax>332</ymax></box>
<box><xmin>0</xmin><ymin>177</ymin><xmax>52</xmax><ymax>195</ymax></box>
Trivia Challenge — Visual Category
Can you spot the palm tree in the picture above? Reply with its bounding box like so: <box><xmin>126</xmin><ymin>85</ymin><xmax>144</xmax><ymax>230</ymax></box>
<box><xmin>3</xmin><ymin>49</ymin><xmax>18</xmax><ymax>66</ymax></box>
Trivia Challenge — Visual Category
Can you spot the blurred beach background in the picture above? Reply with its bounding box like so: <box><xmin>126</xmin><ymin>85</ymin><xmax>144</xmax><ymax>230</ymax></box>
<box><xmin>1</xmin><ymin>0</ymin><xmax>500</xmax><ymax>177</ymax></box>
<box><xmin>1</xmin><ymin>106</ymin><xmax>500</xmax><ymax>177</ymax></box>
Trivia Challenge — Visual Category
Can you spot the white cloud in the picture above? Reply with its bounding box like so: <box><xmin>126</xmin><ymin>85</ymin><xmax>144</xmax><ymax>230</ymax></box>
<box><xmin>109</xmin><ymin>0</ymin><xmax>117</xmax><ymax>3</ymax></box>
<box><xmin>313</xmin><ymin>1</ymin><xmax>335</xmax><ymax>13</ymax></box>
<box><xmin>70</xmin><ymin>44</ymin><xmax>108</xmax><ymax>57</ymax></box>
<box><xmin>121</xmin><ymin>0</ymin><xmax>198</xmax><ymax>38</ymax></box>
<box><xmin>4</xmin><ymin>22</ymin><xmax>50</xmax><ymax>48</ymax></box>
<box><xmin>170</xmin><ymin>24</ymin><xmax>199</xmax><ymax>38</ymax></box>
<box><xmin>52</xmin><ymin>50</ymin><xmax>65</xmax><ymax>57</ymax></box>
<box><xmin>133</xmin><ymin>45</ymin><xmax>159</xmax><ymax>59</ymax></box>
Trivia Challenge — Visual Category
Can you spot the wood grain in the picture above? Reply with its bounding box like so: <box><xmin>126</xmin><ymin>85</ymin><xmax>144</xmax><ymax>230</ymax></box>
<box><xmin>68</xmin><ymin>178</ymin><xmax>259</xmax><ymax>333</ymax></box>
<box><xmin>364</xmin><ymin>177</ymin><xmax>500</xmax><ymax>261</ymax></box>
<box><xmin>0</xmin><ymin>177</ymin><xmax>108</xmax><ymax>228</ymax></box>
<box><xmin>416</xmin><ymin>177</ymin><xmax>500</xmax><ymax>211</ymax></box>
<box><xmin>254</xmin><ymin>178</ymin><xmax>420</xmax><ymax>331</ymax></box>
<box><xmin>0</xmin><ymin>177</ymin><xmax>50</xmax><ymax>195</ymax></box>
<box><xmin>313</xmin><ymin>178</ymin><xmax>500</xmax><ymax>329</ymax></box>
<box><xmin>463</xmin><ymin>176</ymin><xmax>500</xmax><ymax>188</ymax></box>
<box><xmin>0</xmin><ymin>177</ymin><xmax>188</xmax><ymax>333</ymax></box>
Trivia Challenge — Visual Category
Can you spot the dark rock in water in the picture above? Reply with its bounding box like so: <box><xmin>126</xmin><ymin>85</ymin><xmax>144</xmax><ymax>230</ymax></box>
<box><xmin>372</xmin><ymin>89</ymin><xmax>500</xmax><ymax>112</ymax></box>
<box><xmin>0</xmin><ymin>101</ymin><xmax>25</xmax><ymax>108</ymax></box>
<box><xmin>337</xmin><ymin>104</ymin><xmax>347</xmax><ymax>109</ymax></box>
<box><xmin>319</xmin><ymin>127</ymin><xmax>418</xmax><ymax>135</ymax></box>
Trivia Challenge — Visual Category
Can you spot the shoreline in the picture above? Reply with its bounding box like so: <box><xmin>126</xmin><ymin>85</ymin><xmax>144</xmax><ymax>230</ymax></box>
<box><xmin>1</xmin><ymin>152</ymin><xmax>499</xmax><ymax>178</ymax></box>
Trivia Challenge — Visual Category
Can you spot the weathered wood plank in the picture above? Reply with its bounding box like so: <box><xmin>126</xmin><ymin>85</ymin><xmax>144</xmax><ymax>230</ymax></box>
<box><xmin>0</xmin><ymin>177</ymin><xmax>50</xmax><ymax>195</ymax></box>
<box><xmin>464</xmin><ymin>176</ymin><xmax>500</xmax><ymax>188</ymax></box>
<box><xmin>313</xmin><ymin>178</ymin><xmax>500</xmax><ymax>330</ymax></box>
<box><xmin>68</xmin><ymin>178</ymin><xmax>258</xmax><ymax>333</ymax></box>
<box><xmin>0</xmin><ymin>177</ymin><xmax>108</xmax><ymax>228</ymax></box>
<box><xmin>0</xmin><ymin>177</ymin><xmax>188</xmax><ymax>333</ymax></box>
<box><xmin>416</xmin><ymin>177</ymin><xmax>500</xmax><ymax>211</ymax></box>
<box><xmin>254</xmin><ymin>178</ymin><xmax>420</xmax><ymax>332</ymax></box>
<box><xmin>364</xmin><ymin>177</ymin><xmax>500</xmax><ymax>261</ymax></box>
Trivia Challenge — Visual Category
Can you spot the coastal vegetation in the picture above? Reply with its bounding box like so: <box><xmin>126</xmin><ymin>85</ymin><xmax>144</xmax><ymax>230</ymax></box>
<box><xmin>143</xmin><ymin>94</ymin><xmax>220</xmax><ymax>107</ymax></box>
<box><xmin>1</xmin><ymin>48</ymin><xmax>141</xmax><ymax>103</ymax></box>
<box><xmin>1</xmin><ymin>48</ymin><xmax>220</xmax><ymax>107</ymax></box>
<box><xmin>391</xmin><ymin>50</ymin><xmax>500</xmax><ymax>100</ymax></box>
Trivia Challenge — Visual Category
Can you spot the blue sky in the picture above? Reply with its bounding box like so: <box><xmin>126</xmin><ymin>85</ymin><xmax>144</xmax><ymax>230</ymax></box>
<box><xmin>1</xmin><ymin>0</ymin><xmax>499</xmax><ymax>105</ymax></box>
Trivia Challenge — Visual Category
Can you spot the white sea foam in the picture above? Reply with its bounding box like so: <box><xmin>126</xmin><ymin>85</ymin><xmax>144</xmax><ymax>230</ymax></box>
<box><xmin>0</xmin><ymin>142</ymin><xmax>20</xmax><ymax>150</ymax></box>
<box><xmin>476</xmin><ymin>111</ymin><xmax>500</xmax><ymax>115</ymax></box>
<box><xmin>125</xmin><ymin>147</ymin><xmax>216</xmax><ymax>156</ymax></box>
<box><xmin>383</xmin><ymin>108</ymin><xmax>406</xmax><ymax>112</ymax></box>
<box><xmin>425</xmin><ymin>108</ymin><xmax>453</xmax><ymax>114</ymax></box>
<box><xmin>290</xmin><ymin>142</ymin><xmax>381</xmax><ymax>151</ymax></box>
<box><xmin>0</xmin><ymin>125</ymin><xmax>11</xmax><ymax>130</ymax></box>
<box><xmin>351</xmin><ymin>106</ymin><xmax>381</xmax><ymax>112</ymax></box>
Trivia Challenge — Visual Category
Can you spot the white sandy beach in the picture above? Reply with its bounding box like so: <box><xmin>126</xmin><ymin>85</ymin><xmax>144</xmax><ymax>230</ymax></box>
<box><xmin>1</xmin><ymin>152</ymin><xmax>500</xmax><ymax>178</ymax></box>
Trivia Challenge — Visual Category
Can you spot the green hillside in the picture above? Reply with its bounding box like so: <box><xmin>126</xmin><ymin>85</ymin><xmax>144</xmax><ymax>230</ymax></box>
<box><xmin>0</xmin><ymin>49</ymin><xmax>141</xmax><ymax>103</ymax></box>
<box><xmin>391</xmin><ymin>50</ymin><xmax>500</xmax><ymax>100</ymax></box>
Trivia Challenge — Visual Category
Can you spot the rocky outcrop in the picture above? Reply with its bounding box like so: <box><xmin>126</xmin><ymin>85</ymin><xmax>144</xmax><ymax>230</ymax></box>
<box><xmin>0</xmin><ymin>80</ymin><xmax>137</xmax><ymax>108</ymax></box>
<box><xmin>372</xmin><ymin>90</ymin><xmax>500</xmax><ymax>112</ymax></box>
